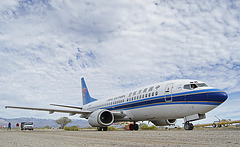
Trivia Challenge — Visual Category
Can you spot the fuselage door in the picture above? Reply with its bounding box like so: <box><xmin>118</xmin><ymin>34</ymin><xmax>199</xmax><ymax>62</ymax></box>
<box><xmin>165</xmin><ymin>83</ymin><xmax>174</xmax><ymax>102</ymax></box>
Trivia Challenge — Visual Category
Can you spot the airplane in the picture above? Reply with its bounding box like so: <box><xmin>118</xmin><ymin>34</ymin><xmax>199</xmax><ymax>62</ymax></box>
<box><xmin>5</xmin><ymin>77</ymin><xmax>228</xmax><ymax>131</ymax></box>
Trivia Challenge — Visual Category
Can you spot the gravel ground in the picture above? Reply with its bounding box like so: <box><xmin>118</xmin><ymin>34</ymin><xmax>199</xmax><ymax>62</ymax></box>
<box><xmin>0</xmin><ymin>128</ymin><xmax>239</xmax><ymax>147</ymax></box>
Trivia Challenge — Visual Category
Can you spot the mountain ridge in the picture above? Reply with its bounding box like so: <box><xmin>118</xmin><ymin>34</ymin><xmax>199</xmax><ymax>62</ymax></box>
<box><xmin>0</xmin><ymin>117</ymin><xmax>89</xmax><ymax>128</ymax></box>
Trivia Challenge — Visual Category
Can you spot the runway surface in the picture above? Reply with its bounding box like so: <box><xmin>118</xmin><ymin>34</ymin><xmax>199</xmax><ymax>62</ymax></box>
<box><xmin>0</xmin><ymin>128</ymin><xmax>239</xmax><ymax>147</ymax></box>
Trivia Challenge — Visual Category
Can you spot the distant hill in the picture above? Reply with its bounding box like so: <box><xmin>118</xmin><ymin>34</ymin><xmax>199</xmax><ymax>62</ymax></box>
<box><xmin>0</xmin><ymin>117</ymin><xmax>90</xmax><ymax>128</ymax></box>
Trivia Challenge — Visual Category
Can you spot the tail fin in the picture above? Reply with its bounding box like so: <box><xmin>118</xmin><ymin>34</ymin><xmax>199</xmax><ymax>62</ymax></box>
<box><xmin>81</xmin><ymin>77</ymin><xmax>97</xmax><ymax>105</ymax></box>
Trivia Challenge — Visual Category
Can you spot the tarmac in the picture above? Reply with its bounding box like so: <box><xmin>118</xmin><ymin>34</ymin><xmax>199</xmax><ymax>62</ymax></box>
<box><xmin>0</xmin><ymin>128</ymin><xmax>239</xmax><ymax>147</ymax></box>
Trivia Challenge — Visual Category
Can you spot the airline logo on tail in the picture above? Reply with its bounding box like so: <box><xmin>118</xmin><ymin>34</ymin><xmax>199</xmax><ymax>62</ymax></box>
<box><xmin>82</xmin><ymin>87</ymin><xmax>87</xmax><ymax>99</ymax></box>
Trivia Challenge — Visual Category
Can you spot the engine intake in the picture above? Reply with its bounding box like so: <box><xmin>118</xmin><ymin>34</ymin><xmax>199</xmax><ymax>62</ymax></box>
<box><xmin>88</xmin><ymin>109</ymin><xmax>114</xmax><ymax>127</ymax></box>
<box><xmin>151</xmin><ymin>119</ymin><xmax>176</xmax><ymax>126</ymax></box>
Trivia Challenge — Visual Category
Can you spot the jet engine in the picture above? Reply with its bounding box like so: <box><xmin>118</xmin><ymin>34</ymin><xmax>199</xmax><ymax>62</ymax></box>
<box><xmin>88</xmin><ymin>109</ymin><xmax>114</xmax><ymax>127</ymax></box>
<box><xmin>151</xmin><ymin>119</ymin><xmax>176</xmax><ymax>126</ymax></box>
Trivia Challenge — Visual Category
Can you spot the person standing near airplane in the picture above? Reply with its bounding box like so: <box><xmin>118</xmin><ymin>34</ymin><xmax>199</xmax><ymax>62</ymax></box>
<box><xmin>7</xmin><ymin>122</ymin><xmax>11</xmax><ymax>130</ymax></box>
<box><xmin>16</xmin><ymin>123</ymin><xmax>19</xmax><ymax>130</ymax></box>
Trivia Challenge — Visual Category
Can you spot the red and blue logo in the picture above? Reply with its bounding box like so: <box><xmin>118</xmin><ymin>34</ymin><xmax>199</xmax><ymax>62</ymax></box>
<box><xmin>82</xmin><ymin>87</ymin><xmax>87</xmax><ymax>99</ymax></box>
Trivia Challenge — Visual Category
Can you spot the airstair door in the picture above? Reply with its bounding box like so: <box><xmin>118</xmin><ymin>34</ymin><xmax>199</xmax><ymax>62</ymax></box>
<box><xmin>165</xmin><ymin>83</ymin><xmax>173</xmax><ymax>102</ymax></box>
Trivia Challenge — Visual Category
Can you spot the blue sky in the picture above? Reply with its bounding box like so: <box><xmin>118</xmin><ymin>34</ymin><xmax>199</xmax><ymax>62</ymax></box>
<box><xmin>0</xmin><ymin>0</ymin><xmax>240</xmax><ymax>125</ymax></box>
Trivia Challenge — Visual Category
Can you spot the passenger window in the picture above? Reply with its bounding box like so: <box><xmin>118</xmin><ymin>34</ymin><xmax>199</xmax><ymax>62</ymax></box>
<box><xmin>145</xmin><ymin>94</ymin><xmax>148</xmax><ymax>98</ymax></box>
<box><xmin>149</xmin><ymin>93</ymin><xmax>151</xmax><ymax>97</ymax></box>
<box><xmin>142</xmin><ymin>94</ymin><xmax>144</xmax><ymax>98</ymax></box>
<box><xmin>139</xmin><ymin>95</ymin><xmax>141</xmax><ymax>99</ymax></box>
<box><xmin>155</xmin><ymin>91</ymin><xmax>158</xmax><ymax>96</ymax></box>
<box><xmin>152</xmin><ymin>92</ymin><xmax>154</xmax><ymax>96</ymax></box>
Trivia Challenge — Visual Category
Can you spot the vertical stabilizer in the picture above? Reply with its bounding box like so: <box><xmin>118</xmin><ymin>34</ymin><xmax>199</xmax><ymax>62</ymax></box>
<box><xmin>81</xmin><ymin>77</ymin><xmax>97</xmax><ymax>105</ymax></box>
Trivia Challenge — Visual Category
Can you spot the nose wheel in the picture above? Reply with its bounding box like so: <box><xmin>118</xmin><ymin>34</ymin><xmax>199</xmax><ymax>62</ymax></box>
<box><xmin>184</xmin><ymin>122</ymin><xmax>194</xmax><ymax>130</ymax></box>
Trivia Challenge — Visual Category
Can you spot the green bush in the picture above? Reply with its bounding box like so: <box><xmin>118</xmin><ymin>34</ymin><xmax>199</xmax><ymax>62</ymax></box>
<box><xmin>64</xmin><ymin>126</ymin><xmax>79</xmax><ymax>131</ymax></box>
<box><xmin>108</xmin><ymin>126</ymin><xmax>118</xmax><ymax>131</ymax></box>
<box><xmin>140</xmin><ymin>125</ymin><xmax>158</xmax><ymax>130</ymax></box>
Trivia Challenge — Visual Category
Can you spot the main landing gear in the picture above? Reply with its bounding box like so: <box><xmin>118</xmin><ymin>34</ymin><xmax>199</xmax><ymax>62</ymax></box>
<box><xmin>129</xmin><ymin>122</ymin><xmax>139</xmax><ymax>131</ymax></box>
<box><xmin>184</xmin><ymin>122</ymin><xmax>194</xmax><ymax>130</ymax></box>
<box><xmin>97</xmin><ymin>127</ymin><xmax>108</xmax><ymax>131</ymax></box>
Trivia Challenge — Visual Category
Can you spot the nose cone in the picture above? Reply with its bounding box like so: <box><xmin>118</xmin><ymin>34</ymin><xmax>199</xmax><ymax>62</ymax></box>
<box><xmin>208</xmin><ymin>90</ymin><xmax>228</xmax><ymax>103</ymax></box>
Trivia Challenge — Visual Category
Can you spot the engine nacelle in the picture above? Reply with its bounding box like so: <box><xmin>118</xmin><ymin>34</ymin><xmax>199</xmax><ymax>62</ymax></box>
<box><xmin>151</xmin><ymin>119</ymin><xmax>177</xmax><ymax>126</ymax></box>
<box><xmin>88</xmin><ymin>109</ymin><xmax>114</xmax><ymax>127</ymax></box>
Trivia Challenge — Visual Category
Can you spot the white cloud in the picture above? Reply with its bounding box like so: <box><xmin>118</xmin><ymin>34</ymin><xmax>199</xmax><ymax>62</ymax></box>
<box><xmin>0</xmin><ymin>0</ymin><xmax>240</xmax><ymax>120</ymax></box>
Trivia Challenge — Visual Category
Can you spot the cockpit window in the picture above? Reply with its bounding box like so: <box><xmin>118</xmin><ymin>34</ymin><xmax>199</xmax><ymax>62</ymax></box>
<box><xmin>196</xmin><ymin>83</ymin><xmax>208</xmax><ymax>87</ymax></box>
<box><xmin>184</xmin><ymin>83</ymin><xmax>208</xmax><ymax>90</ymax></box>
<box><xmin>184</xmin><ymin>84</ymin><xmax>191</xmax><ymax>90</ymax></box>
<box><xmin>191</xmin><ymin>84</ymin><xmax>197</xmax><ymax>89</ymax></box>
<box><xmin>184</xmin><ymin>84</ymin><xmax>198</xmax><ymax>90</ymax></box>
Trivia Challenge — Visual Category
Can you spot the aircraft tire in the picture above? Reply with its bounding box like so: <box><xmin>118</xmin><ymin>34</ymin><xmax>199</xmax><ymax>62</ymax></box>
<box><xmin>97</xmin><ymin>127</ymin><xmax>102</xmax><ymax>131</ymax></box>
<box><xmin>213</xmin><ymin>123</ymin><xmax>216</xmax><ymax>128</ymax></box>
<box><xmin>184</xmin><ymin>122</ymin><xmax>194</xmax><ymax>130</ymax></box>
<box><xmin>129</xmin><ymin>124</ymin><xmax>134</xmax><ymax>131</ymax></box>
<box><xmin>134</xmin><ymin>124</ymin><xmax>139</xmax><ymax>131</ymax></box>
<box><xmin>103</xmin><ymin>127</ymin><xmax>108</xmax><ymax>131</ymax></box>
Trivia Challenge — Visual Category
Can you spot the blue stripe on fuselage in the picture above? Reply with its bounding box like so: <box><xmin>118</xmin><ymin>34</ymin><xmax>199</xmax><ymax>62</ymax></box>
<box><xmin>101</xmin><ymin>89</ymin><xmax>226</xmax><ymax>111</ymax></box>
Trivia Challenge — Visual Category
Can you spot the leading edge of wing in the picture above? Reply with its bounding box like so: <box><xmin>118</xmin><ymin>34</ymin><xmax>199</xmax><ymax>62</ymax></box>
<box><xmin>5</xmin><ymin>106</ymin><xmax>92</xmax><ymax>115</ymax></box>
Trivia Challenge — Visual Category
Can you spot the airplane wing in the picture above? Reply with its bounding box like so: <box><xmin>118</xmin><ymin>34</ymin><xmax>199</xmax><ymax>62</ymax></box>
<box><xmin>5</xmin><ymin>106</ymin><xmax>91</xmax><ymax>116</ymax></box>
<box><xmin>50</xmin><ymin>104</ymin><xmax>82</xmax><ymax>109</ymax></box>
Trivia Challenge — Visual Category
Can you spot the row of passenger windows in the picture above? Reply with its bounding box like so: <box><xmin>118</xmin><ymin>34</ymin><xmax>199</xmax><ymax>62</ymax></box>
<box><xmin>127</xmin><ymin>91</ymin><xmax>158</xmax><ymax>102</ymax></box>
<box><xmin>105</xmin><ymin>91</ymin><xmax>159</xmax><ymax>106</ymax></box>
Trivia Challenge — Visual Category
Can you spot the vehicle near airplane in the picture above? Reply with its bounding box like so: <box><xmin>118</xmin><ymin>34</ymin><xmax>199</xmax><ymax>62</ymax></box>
<box><xmin>21</xmin><ymin>122</ymin><xmax>34</xmax><ymax>131</ymax></box>
<box><xmin>195</xmin><ymin>119</ymin><xmax>240</xmax><ymax>128</ymax></box>
<box><xmin>5</xmin><ymin>77</ymin><xmax>228</xmax><ymax>131</ymax></box>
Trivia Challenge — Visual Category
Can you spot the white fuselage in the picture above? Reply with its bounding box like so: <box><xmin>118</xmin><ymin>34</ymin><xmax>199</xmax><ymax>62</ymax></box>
<box><xmin>82</xmin><ymin>79</ymin><xmax>227</xmax><ymax>122</ymax></box>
